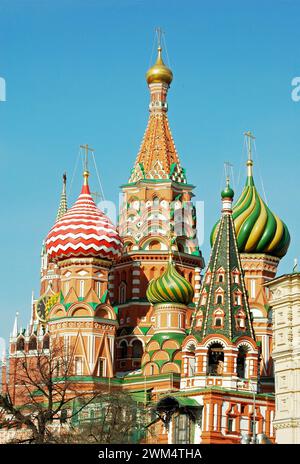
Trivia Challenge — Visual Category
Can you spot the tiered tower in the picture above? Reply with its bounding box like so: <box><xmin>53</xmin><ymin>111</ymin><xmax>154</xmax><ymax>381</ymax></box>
<box><xmin>185</xmin><ymin>180</ymin><xmax>259</xmax><ymax>392</ymax></box>
<box><xmin>210</xmin><ymin>133</ymin><xmax>290</xmax><ymax>385</ymax></box>
<box><xmin>144</xmin><ymin>182</ymin><xmax>275</xmax><ymax>445</ymax></box>
<box><xmin>141</xmin><ymin>243</ymin><xmax>194</xmax><ymax>377</ymax></box>
<box><xmin>40</xmin><ymin>174</ymin><xmax>68</xmax><ymax>297</ymax></box>
<box><xmin>112</xmin><ymin>42</ymin><xmax>204</xmax><ymax>372</ymax></box>
<box><xmin>42</xmin><ymin>155</ymin><xmax>123</xmax><ymax>385</ymax></box>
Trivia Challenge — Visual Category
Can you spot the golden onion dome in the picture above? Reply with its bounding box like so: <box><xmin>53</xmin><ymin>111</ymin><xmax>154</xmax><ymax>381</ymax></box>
<box><xmin>146</xmin><ymin>46</ymin><xmax>173</xmax><ymax>86</ymax></box>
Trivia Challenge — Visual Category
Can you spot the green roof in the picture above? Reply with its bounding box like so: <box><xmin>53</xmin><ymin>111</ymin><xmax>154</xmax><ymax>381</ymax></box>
<box><xmin>175</xmin><ymin>397</ymin><xmax>200</xmax><ymax>408</ymax></box>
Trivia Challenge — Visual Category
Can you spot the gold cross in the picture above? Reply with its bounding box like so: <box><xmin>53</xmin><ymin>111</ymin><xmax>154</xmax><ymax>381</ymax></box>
<box><xmin>244</xmin><ymin>131</ymin><xmax>256</xmax><ymax>162</ymax></box>
<box><xmin>155</xmin><ymin>27</ymin><xmax>164</xmax><ymax>48</ymax></box>
<box><xmin>224</xmin><ymin>161</ymin><xmax>233</xmax><ymax>182</ymax></box>
<box><xmin>80</xmin><ymin>144</ymin><xmax>95</xmax><ymax>173</ymax></box>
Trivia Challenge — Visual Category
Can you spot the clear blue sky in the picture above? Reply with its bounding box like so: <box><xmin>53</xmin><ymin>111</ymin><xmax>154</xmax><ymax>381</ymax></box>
<box><xmin>0</xmin><ymin>0</ymin><xmax>299</xmax><ymax>344</ymax></box>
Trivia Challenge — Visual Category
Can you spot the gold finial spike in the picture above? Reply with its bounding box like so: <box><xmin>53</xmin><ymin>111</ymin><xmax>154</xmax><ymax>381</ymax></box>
<box><xmin>80</xmin><ymin>144</ymin><xmax>95</xmax><ymax>185</ymax></box>
<box><xmin>244</xmin><ymin>131</ymin><xmax>256</xmax><ymax>177</ymax></box>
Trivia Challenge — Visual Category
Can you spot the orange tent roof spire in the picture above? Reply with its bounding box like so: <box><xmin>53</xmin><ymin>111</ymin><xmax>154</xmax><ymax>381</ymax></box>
<box><xmin>128</xmin><ymin>35</ymin><xmax>186</xmax><ymax>185</ymax></box>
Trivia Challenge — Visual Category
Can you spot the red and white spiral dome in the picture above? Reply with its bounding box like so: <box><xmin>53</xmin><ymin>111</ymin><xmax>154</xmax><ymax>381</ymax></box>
<box><xmin>46</xmin><ymin>174</ymin><xmax>122</xmax><ymax>261</ymax></box>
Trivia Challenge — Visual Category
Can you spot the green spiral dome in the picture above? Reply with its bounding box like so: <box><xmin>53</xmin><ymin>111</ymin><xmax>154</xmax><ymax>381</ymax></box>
<box><xmin>146</xmin><ymin>260</ymin><xmax>194</xmax><ymax>305</ymax></box>
<box><xmin>211</xmin><ymin>173</ymin><xmax>290</xmax><ymax>258</ymax></box>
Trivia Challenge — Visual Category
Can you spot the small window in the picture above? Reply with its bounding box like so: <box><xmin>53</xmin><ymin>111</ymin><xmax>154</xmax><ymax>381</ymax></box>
<box><xmin>97</xmin><ymin>281</ymin><xmax>101</xmax><ymax>297</ymax></box>
<box><xmin>234</xmin><ymin>294</ymin><xmax>241</xmax><ymax>306</ymax></box>
<box><xmin>16</xmin><ymin>337</ymin><xmax>25</xmax><ymax>352</ymax></box>
<box><xmin>132</xmin><ymin>340</ymin><xmax>143</xmax><ymax>358</ymax></box>
<box><xmin>119</xmin><ymin>282</ymin><xmax>127</xmax><ymax>304</ymax></box>
<box><xmin>201</xmin><ymin>294</ymin><xmax>207</xmax><ymax>305</ymax></box>
<box><xmin>196</xmin><ymin>317</ymin><xmax>203</xmax><ymax>327</ymax></box>
<box><xmin>217</xmin><ymin>295</ymin><xmax>223</xmax><ymax>305</ymax></box>
<box><xmin>97</xmin><ymin>358</ymin><xmax>106</xmax><ymax>377</ymax></box>
<box><xmin>79</xmin><ymin>280</ymin><xmax>85</xmax><ymax>298</ymax></box>
<box><xmin>74</xmin><ymin>357</ymin><xmax>83</xmax><ymax>376</ymax></box>
<box><xmin>120</xmin><ymin>341</ymin><xmax>127</xmax><ymax>359</ymax></box>
<box><xmin>227</xmin><ymin>417</ymin><xmax>234</xmax><ymax>432</ymax></box>
<box><xmin>213</xmin><ymin>310</ymin><xmax>224</xmax><ymax>328</ymax></box>
<box><xmin>29</xmin><ymin>337</ymin><xmax>37</xmax><ymax>351</ymax></box>
<box><xmin>215</xmin><ymin>318</ymin><xmax>222</xmax><ymax>327</ymax></box>
<box><xmin>218</xmin><ymin>274</ymin><xmax>223</xmax><ymax>283</ymax></box>
<box><xmin>153</xmin><ymin>197</ymin><xmax>160</xmax><ymax>207</ymax></box>
<box><xmin>188</xmin><ymin>356</ymin><xmax>196</xmax><ymax>376</ymax></box>
<box><xmin>43</xmin><ymin>335</ymin><xmax>50</xmax><ymax>350</ymax></box>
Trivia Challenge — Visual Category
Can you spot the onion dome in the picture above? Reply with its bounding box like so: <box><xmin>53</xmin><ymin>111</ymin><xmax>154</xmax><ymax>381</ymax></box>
<box><xmin>146</xmin><ymin>259</ymin><xmax>194</xmax><ymax>305</ymax></box>
<box><xmin>46</xmin><ymin>171</ymin><xmax>122</xmax><ymax>261</ymax></box>
<box><xmin>146</xmin><ymin>46</ymin><xmax>173</xmax><ymax>86</ymax></box>
<box><xmin>211</xmin><ymin>157</ymin><xmax>290</xmax><ymax>258</ymax></box>
<box><xmin>221</xmin><ymin>182</ymin><xmax>234</xmax><ymax>199</ymax></box>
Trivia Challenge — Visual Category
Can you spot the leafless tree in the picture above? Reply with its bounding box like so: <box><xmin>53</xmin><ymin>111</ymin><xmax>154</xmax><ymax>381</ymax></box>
<box><xmin>0</xmin><ymin>339</ymin><xmax>108</xmax><ymax>443</ymax></box>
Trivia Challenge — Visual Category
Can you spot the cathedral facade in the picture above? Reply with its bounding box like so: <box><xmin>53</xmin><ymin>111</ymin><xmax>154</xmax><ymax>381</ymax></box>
<box><xmin>2</xmin><ymin>41</ymin><xmax>291</xmax><ymax>444</ymax></box>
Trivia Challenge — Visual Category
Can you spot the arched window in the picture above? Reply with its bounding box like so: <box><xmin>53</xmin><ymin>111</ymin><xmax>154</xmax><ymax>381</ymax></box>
<box><xmin>215</xmin><ymin>317</ymin><xmax>222</xmax><ymax>327</ymax></box>
<box><xmin>153</xmin><ymin>197</ymin><xmax>160</xmax><ymax>207</ymax></box>
<box><xmin>213</xmin><ymin>309</ymin><xmax>224</xmax><ymax>328</ymax></box>
<box><xmin>215</xmin><ymin>287</ymin><xmax>224</xmax><ymax>305</ymax></box>
<box><xmin>207</xmin><ymin>343</ymin><xmax>224</xmax><ymax>376</ymax></box>
<box><xmin>16</xmin><ymin>337</ymin><xmax>24</xmax><ymax>352</ymax></box>
<box><xmin>216</xmin><ymin>267</ymin><xmax>225</xmax><ymax>283</ymax></box>
<box><xmin>236</xmin><ymin>310</ymin><xmax>246</xmax><ymax>329</ymax></box>
<box><xmin>28</xmin><ymin>336</ymin><xmax>37</xmax><ymax>351</ymax></box>
<box><xmin>120</xmin><ymin>341</ymin><xmax>127</xmax><ymax>359</ymax></box>
<box><xmin>216</xmin><ymin>295</ymin><xmax>223</xmax><ymax>305</ymax></box>
<box><xmin>43</xmin><ymin>334</ymin><xmax>50</xmax><ymax>350</ymax></box>
<box><xmin>149</xmin><ymin>240</ymin><xmax>161</xmax><ymax>251</ymax></box>
<box><xmin>132</xmin><ymin>340</ymin><xmax>143</xmax><ymax>358</ymax></box>
<box><xmin>237</xmin><ymin>346</ymin><xmax>248</xmax><ymax>378</ymax></box>
<box><xmin>119</xmin><ymin>282</ymin><xmax>127</xmax><ymax>304</ymax></box>
<box><xmin>186</xmin><ymin>343</ymin><xmax>196</xmax><ymax>376</ymax></box>
<box><xmin>196</xmin><ymin>313</ymin><xmax>203</xmax><ymax>328</ymax></box>
<box><xmin>232</xmin><ymin>268</ymin><xmax>240</xmax><ymax>284</ymax></box>
<box><xmin>226</xmin><ymin>405</ymin><xmax>237</xmax><ymax>433</ymax></box>
<box><xmin>206</xmin><ymin>272</ymin><xmax>211</xmax><ymax>284</ymax></box>
<box><xmin>201</xmin><ymin>292</ymin><xmax>207</xmax><ymax>306</ymax></box>
<box><xmin>234</xmin><ymin>292</ymin><xmax>242</xmax><ymax>306</ymax></box>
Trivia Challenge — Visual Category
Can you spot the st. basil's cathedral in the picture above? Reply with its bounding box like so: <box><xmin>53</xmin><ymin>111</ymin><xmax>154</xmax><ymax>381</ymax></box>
<box><xmin>2</xmin><ymin>41</ymin><xmax>292</xmax><ymax>444</ymax></box>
